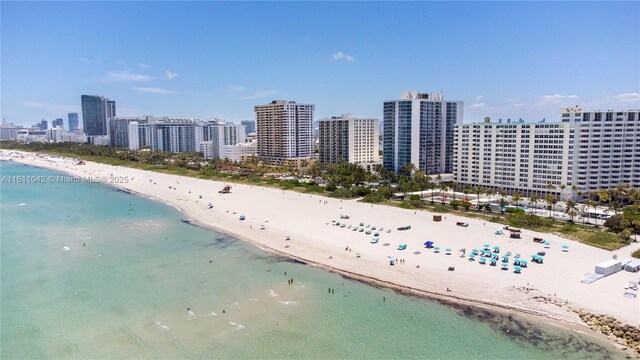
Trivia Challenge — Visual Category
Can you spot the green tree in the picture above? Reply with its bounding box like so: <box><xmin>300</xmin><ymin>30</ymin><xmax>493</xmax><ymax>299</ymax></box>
<box><xmin>512</xmin><ymin>191</ymin><xmax>522</xmax><ymax>207</ymax></box>
<box><xmin>544</xmin><ymin>194</ymin><xmax>557</xmax><ymax>218</ymax></box>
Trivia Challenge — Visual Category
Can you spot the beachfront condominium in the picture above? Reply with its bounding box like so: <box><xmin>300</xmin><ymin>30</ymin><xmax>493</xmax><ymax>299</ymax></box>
<box><xmin>68</xmin><ymin>113</ymin><xmax>79</xmax><ymax>132</ymax></box>
<box><xmin>453</xmin><ymin>119</ymin><xmax>574</xmax><ymax>199</ymax></box>
<box><xmin>254</xmin><ymin>100</ymin><xmax>314</xmax><ymax>166</ymax></box>
<box><xmin>81</xmin><ymin>95</ymin><xmax>116</xmax><ymax>136</ymax></box>
<box><xmin>318</xmin><ymin>114</ymin><xmax>380</xmax><ymax>171</ymax></box>
<box><xmin>560</xmin><ymin>107</ymin><xmax>640</xmax><ymax>193</ymax></box>
<box><xmin>199</xmin><ymin>118</ymin><xmax>247</xmax><ymax>159</ymax></box>
<box><xmin>383</xmin><ymin>91</ymin><xmax>463</xmax><ymax>174</ymax></box>
<box><xmin>36</xmin><ymin>119</ymin><xmax>48</xmax><ymax>131</ymax></box>
<box><xmin>241</xmin><ymin>120</ymin><xmax>256</xmax><ymax>134</ymax></box>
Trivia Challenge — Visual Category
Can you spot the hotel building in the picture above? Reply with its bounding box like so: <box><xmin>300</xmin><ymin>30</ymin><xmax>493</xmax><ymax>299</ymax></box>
<box><xmin>318</xmin><ymin>114</ymin><xmax>380</xmax><ymax>171</ymax></box>
<box><xmin>561</xmin><ymin>107</ymin><xmax>640</xmax><ymax>193</ymax></box>
<box><xmin>453</xmin><ymin>120</ymin><xmax>573</xmax><ymax>199</ymax></box>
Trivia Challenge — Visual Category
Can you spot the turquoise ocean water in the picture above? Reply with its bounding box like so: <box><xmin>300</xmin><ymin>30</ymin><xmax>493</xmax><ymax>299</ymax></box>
<box><xmin>0</xmin><ymin>162</ymin><xmax>627</xmax><ymax>359</ymax></box>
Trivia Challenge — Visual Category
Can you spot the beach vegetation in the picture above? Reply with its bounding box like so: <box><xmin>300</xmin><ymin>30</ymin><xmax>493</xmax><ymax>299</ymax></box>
<box><xmin>632</xmin><ymin>249</ymin><xmax>640</xmax><ymax>259</ymax></box>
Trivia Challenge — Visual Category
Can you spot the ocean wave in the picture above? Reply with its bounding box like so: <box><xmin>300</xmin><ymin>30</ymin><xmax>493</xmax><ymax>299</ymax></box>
<box><xmin>206</xmin><ymin>311</ymin><xmax>218</xmax><ymax>317</ymax></box>
<box><xmin>278</xmin><ymin>300</ymin><xmax>299</xmax><ymax>306</ymax></box>
<box><xmin>155</xmin><ymin>321</ymin><xmax>170</xmax><ymax>331</ymax></box>
<box><xmin>17</xmin><ymin>203</ymin><xmax>27</xmax><ymax>206</ymax></box>
<box><xmin>62</xmin><ymin>246</ymin><xmax>70</xmax><ymax>251</ymax></box>
<box><xmin>187</xmin><ymin>310</ymin><xmax>196</xmax><ymax>320</ymax></box>
<box><xmin>268</xmin><ymin>289</ymin><xmax>278</xmax><ymax>297</ymax></box>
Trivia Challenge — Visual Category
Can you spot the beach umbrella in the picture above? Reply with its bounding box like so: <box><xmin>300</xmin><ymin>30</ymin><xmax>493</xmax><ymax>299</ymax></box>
<box><xmin>514</xmin><ymin>266</ymin><xmax>522</xmax><ymax>273</ymax></box>
<box><xmin>502</xmin><ymin>255</ymin><xmax>509</xmax><ymax>262</ymax></box>
<box><xmin>521</xmin><ymin>260</ymin><xmax>528</xmax><ymax>267</ymax></box>
<box><xmin>490</xmin><ymin>258</ymin><xmax>497</xmax><ymax>265</ymax></box>
<box><xmin>472</xmin><ymin>248</ymin><xmax>479</xmax><ymax>254</ymax></box>
<box><xmin>562</xmin><ymin>244</ymin><xmax>569</xmax><ymax>252</ymax></box>
<box><xmin>483</xmin><ymin>243</ymin><xmax>490</xmax><ymax>248</ymax></box>
<box><xmin>501</xmin><ymin>262</ymin><xmax>508</xmax><ymax>269</ymax></box>
<box><xmin>445</xmin><ymin>247</ymin><xmax>452</xmax><ymax>252</ymax></box>
<box><xmin>479</xmin><ymin>257</ymin><xmax>486</xmax><ymax>264</ymax></box>
<box><xmin>434</xmin><ymin>246</ymin><xmax>441</xmax><ymax>252</ymax></box>
<box><xmin>469</xmin><ymin>253</ymin><xmax>476</xmax><ymax>258</ymax></box>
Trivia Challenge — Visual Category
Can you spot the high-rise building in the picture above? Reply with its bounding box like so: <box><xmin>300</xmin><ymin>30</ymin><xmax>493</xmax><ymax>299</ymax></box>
<box><xmin>561</xmin><ymin>107</ymin><xmax>640</xmax><ymax>193</ymax></box>
<box><xmin>453</xmin><ymin>120</ymin><xmax>574</xmax><ymax>199</ymax></box>
<box><xmin>0</xmin><ymin>119</ymin><xmax>19</xmax><ymax>140</ymax></box>
<box><xmin>198</xmin><ymin>118</ymin><xmax>246</xmax><ymax>159</ymax></box>
<box><xmin>241</xmin><ymin>120</ymin><xmax>256</xmax><ymax>134</ymax></box>
<box><xmin>318</xmin><ymin>114</ymin><xmax>380</xmax><ymax>171</ymax></box>
<box><xmin>68</xmin><ymin>113</ymin><xmax>79</xmax><ymax>131</ymax></box>
<box><xmin>81</xmin><ymin>95</ymin><xmax>115</xmax><ymax>136</ymax></box>
<box><xmin>383</xmin><ymin>91</ymin><xmax>463</xmax><ymax>174</ymax></box>
<box><xmin>109</xmin><ymin>118</ymin><xmax>136</xmax><ymax>148</ymax></box>
<box><xmin>52</xmin><ymin>118</ymin><xmax>64</xmax><ymax>129</ymax></box>
<box><xmin>37</xmin><ymin>119</ymin><xmax>48</xmax><ymax>131</ymax></box>
<box><xmin>254</xmin><ymin>100</ymin><xmax>314</xmax><ymax>166</ymax></box>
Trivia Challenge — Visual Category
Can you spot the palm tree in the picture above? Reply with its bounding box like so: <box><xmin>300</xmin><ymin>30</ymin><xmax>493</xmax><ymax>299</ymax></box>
<box><xmin>428</xmin><ymin>181</ymin><xmax>437</xmax><ymax>204</ymax></box>
<box><xmin>546</xmin><ymin>183</ymin><xmax>556</xmax><ymax>200</ymax></box>
<box><xmin>559</xmin><ymin>184</ymin><xmax>567</xmax><ymax>201</ymax></box>
<box><xmin>450</xmin><ymin>181</ymin><xmax>458</xmax><ymax>201</ymax></box>
<box><xmin>529</xmin><ymin>195</ymin><xmax>539</xmax><ymax>210</ymax></box>
<box><xmin>512</xmin><ymin>191</ymin><xmax>522</xmax><ymax>207</ymax></box>
<box><xmin>544</xmin><ymin>194</ymin><xmax>557</xmax><ymax>218</ymax></box>
<box><xmin>583</xmin><ymin>199</ymin><xmax>598</xmax><ymax>223</ymax></box>
<box><xmin>565</xmin><ymin>199</ymin><xmax>576</xmax><ymax>222</ymax></box>
<box><xmin>439</xmin><ymin>182</ymin><xmax>448</xmax><ymax>204</ymax></box>
<box><xmin>463</xmin><ymin>186</ymin><xmax>472</xmax><ymax>202</ymax></box>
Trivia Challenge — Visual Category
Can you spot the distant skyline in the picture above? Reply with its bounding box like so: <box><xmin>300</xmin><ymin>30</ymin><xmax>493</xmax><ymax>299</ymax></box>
<box><xmin>2</xmin><ymin>1</ymin><xmax>639</xmax><ymax>127</ymax></box>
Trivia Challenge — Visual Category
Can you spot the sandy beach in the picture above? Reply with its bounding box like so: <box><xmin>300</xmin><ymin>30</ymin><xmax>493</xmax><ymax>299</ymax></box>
<box><xmin>3</xmin><ymin>151</ymin><xmax>639</xmax><ymax>331</ymax></box>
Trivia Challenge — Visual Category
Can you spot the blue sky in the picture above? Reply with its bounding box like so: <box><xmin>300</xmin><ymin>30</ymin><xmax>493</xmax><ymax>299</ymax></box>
<box><xmin>2</xmin><ymin>1</ymin><xmax>639</xmax><ymax>127</ymax></box>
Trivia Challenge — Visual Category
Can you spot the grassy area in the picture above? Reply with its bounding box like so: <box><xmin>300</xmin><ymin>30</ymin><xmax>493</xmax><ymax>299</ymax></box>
<box><xmin>570</xmin><ymin>230</ymin><xmax>629</xmax><ymax>251</ymax></box>
<box><xmin>632</xmin><ymin>248</ymin><xmax>640</xmax><ymax>259</ymax></box>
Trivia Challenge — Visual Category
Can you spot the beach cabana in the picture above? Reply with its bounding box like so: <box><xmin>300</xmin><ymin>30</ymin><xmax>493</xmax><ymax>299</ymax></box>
<box><xmin>501</xmin><ymin>255</ymin><xmax>510</xmax><ymax>262</ymax></box>
<box><xmin>562</xmin><ymin>244</ymin><xmax>569</xmax><ymax>252</ymax></box>
<box><xmin>424</xmin><ymin>241</ymin><xmax>434</xmax><ymax>248</ymax></box>
<box><xmin>543</xmin><ymin>241</ymin><xmax>551</xmax><ymax>249</ymax></box>
<box><xmin>472</xmin><ymin>248</ymin><xmax>479</xmax><ymax>255</ymax></box>
<box><xmin>493</xmin><ymin>246</ymin><xmax>500</xmax><ymax>253</ymax></box>
<box><xmin>468</xmin><ymin>253</ymin><xmax>476</xmax><ymax>261</ymax></box>
<box><xmin>479</xmin><ymin>257</ymin><xmax>486</xmax><ymax>264</ymax></box>
<box><xmin>514</xmin><ymin>266</ymin><xmax>522</xmax><ymax>274</ymax></box>
<box><xmin>490</xmin><ymin>258</ymin><xmax>498</xmax><ymax>266</ymax></box>
<box><xmin>501</xmin><ymin>262</ymin><xmax>509</xmax><ymax>270</ymax></box>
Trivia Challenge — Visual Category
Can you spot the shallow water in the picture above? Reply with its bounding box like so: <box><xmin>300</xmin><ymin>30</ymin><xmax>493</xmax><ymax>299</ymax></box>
<box><xmin>0</xmin><ymin>161</ymin><xmax>628</xmax><ymax>359</ymax></box>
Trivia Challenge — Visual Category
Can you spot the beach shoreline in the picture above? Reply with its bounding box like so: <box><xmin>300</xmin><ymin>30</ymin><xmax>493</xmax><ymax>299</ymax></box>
<box><xmin>2</xmin><ymin>150</ymin><xmax>639</xmax><ymax>353</ymax></box>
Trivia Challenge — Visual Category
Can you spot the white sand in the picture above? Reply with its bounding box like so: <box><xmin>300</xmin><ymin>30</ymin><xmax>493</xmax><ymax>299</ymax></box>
<box><xmin>3</xmin><ymin>151</ymin><xmax>639</xmax><ymax>328</ymax></box>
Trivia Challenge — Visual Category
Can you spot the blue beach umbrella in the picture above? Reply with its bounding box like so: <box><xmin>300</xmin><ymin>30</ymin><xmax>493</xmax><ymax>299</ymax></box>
<box><xmin>479</xmin><ymin>257</ymin><xmax>486</xmax><ymax>264</ymax></box>
<box><xmin>514</xmin><ymin>266</ymin><xmax>522</xmax><ymax>273</ymax></box>
<box><xmin>562</xmin><ymin>244</ymin><xmax>569</xmax><ymax>252</ymax></box>
<box><xmin>502</xmin><ymin>255</ymin><xmax>509</xmax><ymax>262</ymax></box>
<box><xmin>490</xmin><ymin>258</ymin><xmax>497</xmax><ymax>265</ymax></box>
<box><xmin>483</xmin><ymin>243</ymin><xmax>490</xmax><ymax>248</ymax></box>
<box><xmin>434</xmin><ymin>246</ymin><xmax>441</xmax><ymax>252</ymax></box>
<box><xmin>501</xmin><ymin>262</ymin><xmax>509</xmax><ymax>269</ymax></box>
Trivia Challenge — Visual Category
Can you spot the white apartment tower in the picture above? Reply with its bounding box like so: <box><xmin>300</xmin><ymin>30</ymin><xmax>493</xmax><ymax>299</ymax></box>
<box><xmin>318</xmin><ymin>114</ymin><xmax>380</xmax><ymax>171</ymax></box>
<box><xmin>254</xmin><ymin>100</ymin><xmax>314</xmax><ymax>166</ymax></box>
<box><xmin>453</xmin><ymin>121</ymin><xmax>573</xmax><ymax>199</ymax></box>
<box><xmin>561</xmin><ymin>107</ymin><xmax>640</xmax><ymax>193</ymax></box>
<box><xmin>383</xmin><ymin>91</ymin><xmax>463</xmax><ymax>174</ymax></box>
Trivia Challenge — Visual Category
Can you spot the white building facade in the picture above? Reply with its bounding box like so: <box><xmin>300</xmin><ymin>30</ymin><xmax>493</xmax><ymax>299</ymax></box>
<box><xmin>383</xmin><ymin>91</ymin><xmax>463</xmax><ymax>174</ymax></box>
<box><xmin>318</xmin><ymin>114</ymin><xmax>380</xmax><ymax>170</ymax></box>
<box><xmin>222</xmin><ymin>141</ymin><xmax>257</xmax><ymax>162</ymax></box>
<box><xmin>561</xmin><ymin>107</ymin><xmax>640</xmax><ymax>193</ymax></box>
<box><xmin>454</xmin><ymin>120</ymin><xmax>573</xmax><ymax>199</ymax></box>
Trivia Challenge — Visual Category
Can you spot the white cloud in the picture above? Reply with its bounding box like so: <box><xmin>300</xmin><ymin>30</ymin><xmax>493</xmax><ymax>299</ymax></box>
<box><xmin>132</xmin><ymin>87</ymin><xmax>177</xmax><ymax>94</ymax></box>
<box><xmin>476</xmin><ymin>95</ymin><xmax>484</xmax><ymax>101</ymax></box>
<box><xmin>21</xmin><ymin>101</ymin><xmax>79</xmax><ymax>113</ymax></box>
<box><xmin>239</xmin><ymin>90</ymin><xmax>277</xmax><ymax>100</ymax></box>
<box><xmin>607</xmin><ymin>92</ymin><xmax>640</xmax><ymax>104</ymax></box>
<box><xmin>471</xmin><ymin>103</ymin><xmax>485</xmax><ymax>108</ymax></box>
<box><xmin>512</xmin><ymin>103</ymin><xmax>524</xmax><ymax>107</ymax></box>
<box><xmin>333</xmin><ymin>51</ymin><xmax>355</xmax><ymax>62</ymax></box>
<box><xmin>227</xmin><ymin>84</ymin><xmax>246</xmax><ymax>92</ymax></box>
<box><xmin>138</xmin><ymin>63</ymin><xmax>153</xmax><ymax>69</ymax></box>
<box><xmin>540</xmin><ymin>94</ymin><xmax>579</xmax><ymax>103</ymax></box>
<box><xmin>164</xmin><ymin>70</ymin><xmax>178</xmax><ymax>80</ymax></box>
<box><xmin>104</xmin><ymin>70</ymin><xmax>152</xmax><ymax>82</ymax></box>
